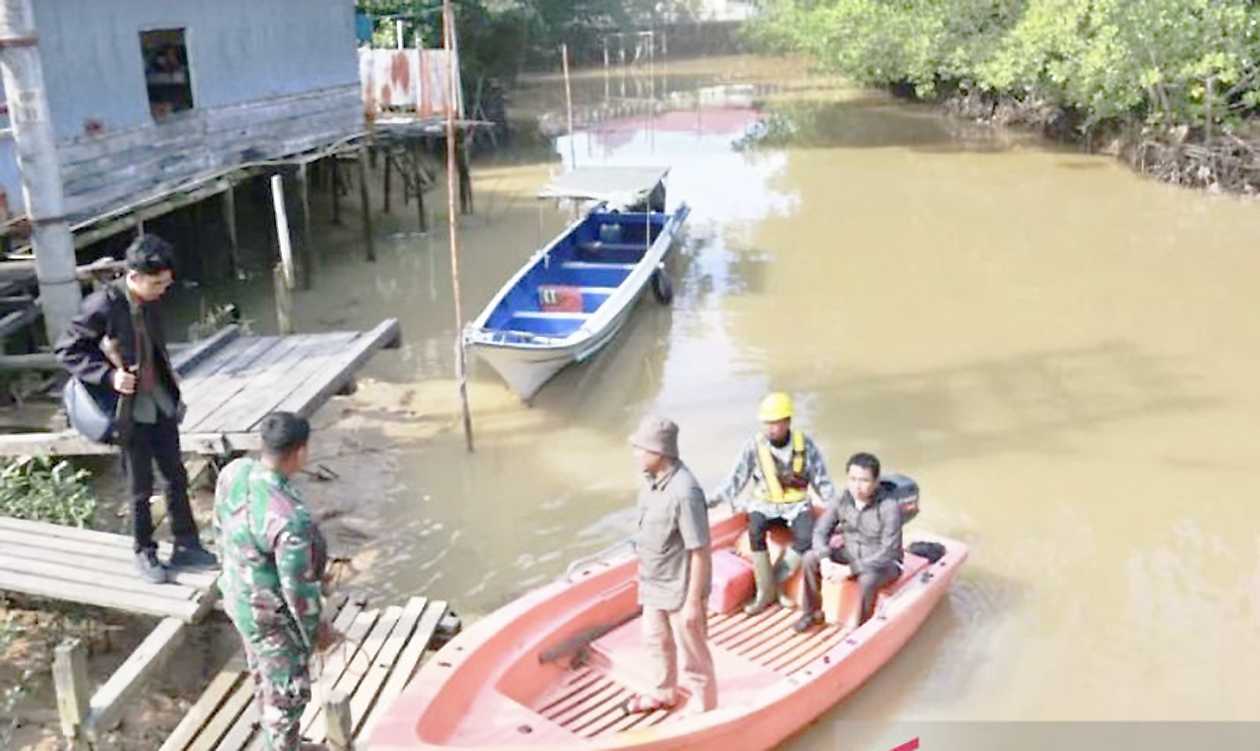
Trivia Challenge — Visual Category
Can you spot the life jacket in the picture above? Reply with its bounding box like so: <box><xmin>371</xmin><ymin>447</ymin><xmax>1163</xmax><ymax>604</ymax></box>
<box><xmin>756</xmin><ymin>430</ymin><xmax>809</xmax><ymax>504</ymax></box>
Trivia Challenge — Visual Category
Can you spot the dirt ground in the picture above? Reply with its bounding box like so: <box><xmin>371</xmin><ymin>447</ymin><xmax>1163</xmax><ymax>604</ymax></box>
<box><xmin>0</xmin><ymin>376</ymin><xmax>456</xmax><ymax>750</ymax></box>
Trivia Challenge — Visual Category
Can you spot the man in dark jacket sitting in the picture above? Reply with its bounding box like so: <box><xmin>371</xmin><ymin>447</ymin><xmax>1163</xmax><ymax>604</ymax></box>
<box><xmin>794</xmin><ymin>452</ymin><xmax>902</xmax><ymax>633</ymax></box>
<box><xmin>56</xmin><ymin>235</ymin><xmax>217</xmax><ymax>583</ymax></box>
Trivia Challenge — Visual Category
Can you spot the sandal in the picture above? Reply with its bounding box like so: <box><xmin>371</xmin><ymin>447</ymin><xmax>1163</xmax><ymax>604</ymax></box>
<box><xmin>621</xmin><ymin>693</ymin><xmax>675</xmax><ymax>714</ymax></box>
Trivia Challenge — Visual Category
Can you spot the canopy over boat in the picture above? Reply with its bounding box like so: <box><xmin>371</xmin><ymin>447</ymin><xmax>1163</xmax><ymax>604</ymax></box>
<box><xmin>538</xmin><ymin>166</ymin><xmax>670</xmax><ymax>206</ymax></box>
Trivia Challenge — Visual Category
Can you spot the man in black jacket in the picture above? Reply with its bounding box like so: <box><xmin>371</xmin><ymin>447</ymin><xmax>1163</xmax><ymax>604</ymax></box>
<box><xmin>56</xmin><ymin>235</ymin><xmax>217</xmax><ymax>583</ymax></box>
<box><xmin>794</xmin><ymin>452</ymin><xmax>902</xmax><ymax>633</ymax></box>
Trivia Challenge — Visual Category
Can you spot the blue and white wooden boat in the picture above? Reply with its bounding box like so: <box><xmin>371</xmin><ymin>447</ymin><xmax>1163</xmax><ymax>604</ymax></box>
<box><xmin>465</xmin><ymin>167</ymin><xmax>690</xmax><ymax>400</ymax></box>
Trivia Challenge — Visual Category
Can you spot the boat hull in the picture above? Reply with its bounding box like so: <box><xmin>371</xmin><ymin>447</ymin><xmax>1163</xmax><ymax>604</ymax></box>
<box><xmin>367</xmin><ymin>512</ymin><xmax>968</xmax><ymax>750</ymax></box>
<box><xmin>465</xmin><ymin>204</ymin><xmax>690</xmax><ymax>401</ymax></box>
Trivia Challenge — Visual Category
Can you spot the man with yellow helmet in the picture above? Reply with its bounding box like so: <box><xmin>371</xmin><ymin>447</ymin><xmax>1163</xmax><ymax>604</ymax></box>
<box><xmin>709</xmin><ymin>392</ymin><xmax>839</xmax><ymax>615</ymax></box>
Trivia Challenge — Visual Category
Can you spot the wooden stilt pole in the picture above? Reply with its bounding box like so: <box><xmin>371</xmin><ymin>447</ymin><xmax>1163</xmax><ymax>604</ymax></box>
<box><xmin>457</xmin><ymin>129</ymin><xmax>473</xmax><ymax>215</ymax></box>
<box><xmin>444</xmin><ymin>0</ymin><xmax>473</xmax><ymax>452</ymax></box>
<box><xmin>274</xmin><ymin>264</ymin><xmax>294</xmax><ymax>335</ymax></box>
<box><xmin>222</xmin><ymin>184</ymin><xmax>241</xmax><ymax>279</ymax></box>
<box><xmin>0</xmin><ymin>0</ymin><xmax>81</xmax><ymax>341</ymax></box>
<box><xmin>52</xmin><ymin>639</ymin><xmax>88</xmax><ymax>740</ymax></box>
<box><xmin>561</xmin><ymin>42</ymin><xmax>576</xmax><ymax>169</ymax></box>
<box><xmin>330</xmin><ymin>157</ymin><xmax>342</xmax><ymax>226</ymax></box>
<box><xmin>382</xmin><ymin>148</ymin><xmax>392</xmax><ymax>213</ymax></box>
<box><xmin>411</xmin><ymin>140</ymin><xmax>428</xmax><ymax>232</ymax></box>
<box><xmin>297</xmin><ymin>163</ymin><xmax>314</xmax><ymax>288</ymax></box>
<box><xmin>357</xmin><ymin>146</ymin><xmax>376</xmax><ymax>262</ymax></box>
<box><xmin>270</xmin><ymin>174</ymin><xmax>297</xmax><ymax>290</ymax></box>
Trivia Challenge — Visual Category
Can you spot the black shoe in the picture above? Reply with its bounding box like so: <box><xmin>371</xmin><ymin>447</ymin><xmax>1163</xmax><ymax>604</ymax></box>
<box><xmin>793</xmin><ymin>610</ymin><xmax>823</xmax><ymax>633</ymax></box>
<box><xmin>135</xmin><ymin>548</ymin><xmax>169</xmax><ymax>584</ymax></box>
<box><xmin>169</xmin><ymin>538</ymin><xmax>219</xmax><ymax>570</ymax></box>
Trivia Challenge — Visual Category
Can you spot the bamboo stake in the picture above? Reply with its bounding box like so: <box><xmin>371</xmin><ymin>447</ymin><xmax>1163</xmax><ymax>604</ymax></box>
<box><xmin>444</xmin><ymin>0</ymin><xmax>474</xmax><ymax>452</ymax></box>
<box><xmin>561</xmin><ymin>42</ymin><xmax>577</xmax><ymax>169</ymax></box>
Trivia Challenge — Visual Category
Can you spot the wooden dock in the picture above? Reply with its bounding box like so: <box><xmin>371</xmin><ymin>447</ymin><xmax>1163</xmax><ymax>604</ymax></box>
<box><xmin>0</xmin><ymin>317</ymin><xmax>401</xmax><ymax>458</ymax></box>
<box><xmin>160</xmin><ymin>595</ymin><xmax>452</xmax><ymax>751</ymax></box>
<box><xmin>0</xmin><ymin>516</ymin><xmax>218</xmax><ymax>622</ymax></box>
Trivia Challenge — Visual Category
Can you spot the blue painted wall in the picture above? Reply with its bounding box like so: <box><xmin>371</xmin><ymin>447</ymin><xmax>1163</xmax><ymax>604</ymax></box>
<box><xmin>31</xmin><ymin>0</ymin><xmax>358</xmax><ymax>141</ymax></box>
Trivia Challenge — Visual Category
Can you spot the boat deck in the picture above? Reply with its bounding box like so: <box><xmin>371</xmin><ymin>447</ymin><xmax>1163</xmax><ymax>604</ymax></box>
<box><xmin>526</xmin><ymin>604</ymin><xmax>850</xmax><ymax>739</ymax></box>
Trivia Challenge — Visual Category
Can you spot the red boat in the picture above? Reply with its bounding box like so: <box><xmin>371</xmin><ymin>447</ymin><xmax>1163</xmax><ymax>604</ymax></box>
<box><xmin>368</xmin><ymin>509</ymin><xmax>968</xmax><ymax>750</ymax></box>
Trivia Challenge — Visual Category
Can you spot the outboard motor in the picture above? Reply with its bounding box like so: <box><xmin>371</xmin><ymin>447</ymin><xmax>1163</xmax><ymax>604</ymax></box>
<box><xmin>880</xmin><ymin>473</ymin><xmax>919</xmax><ymax>523</ymax></box>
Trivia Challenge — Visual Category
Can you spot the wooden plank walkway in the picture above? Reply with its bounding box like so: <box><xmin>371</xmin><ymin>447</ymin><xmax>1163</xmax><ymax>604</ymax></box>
<box><xmin>0</xmin><ymin>516</ymin><xmax>218</xmax><ymax>622</ymax></box>
<box><xmin>160</xmin><ymin>596</ymin><xmax>450</xmax><ymax>751</ymax></box>
<box><xmin>0</xmin><ymin>318</ymin><xmax>401</xmax><ymax>458</ymax></box>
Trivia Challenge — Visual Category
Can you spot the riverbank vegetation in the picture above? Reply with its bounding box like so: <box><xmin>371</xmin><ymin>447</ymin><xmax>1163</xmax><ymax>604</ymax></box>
<box><xmin>749</xmin><ymin>0</ymin><xmax>1260</xmax><ymax>192</ymax></box>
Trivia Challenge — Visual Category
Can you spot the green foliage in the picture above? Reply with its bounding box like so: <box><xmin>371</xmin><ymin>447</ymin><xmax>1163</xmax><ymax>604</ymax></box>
<box><xmin>0</xmin><ymin>617</ymin><xmax>30</xmax><ymax>749</ymax></box>
<box><xmin>0</xmin><ymin>456</ymin><xmax>97</xmax><ymax>528</ymax></box>
<box><xmin>750</xmin><ymin>0</ymin><xmax>1260</xmax><ymax>133</ymax></box>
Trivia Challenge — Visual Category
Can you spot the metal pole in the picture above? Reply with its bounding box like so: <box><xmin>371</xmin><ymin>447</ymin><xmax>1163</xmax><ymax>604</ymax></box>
<box><xmin>561</xmin><ymin>43</ymin><xmax>576</xmax><ymax>169</ymax></box>
<box><xmin>444</xmin><ymin>1</ymin><xmax>474</xmax><ymax>452</ymax></box>
<box><xmin>0</xmin><ymin>0</ymin><xmax>80</xmax><ymax>341</ymax></box>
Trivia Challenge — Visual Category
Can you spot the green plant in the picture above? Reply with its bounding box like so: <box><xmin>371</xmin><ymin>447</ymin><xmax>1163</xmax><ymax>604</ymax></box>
<box><xmin>749</xmin><ymin>0</ymin><xmax>1260</xmax><ymax>135</ymax></box>
<box><xmin>0</xmin><ymin>456</ymin><xmax>97</xmax><ymax>528</ymax></box>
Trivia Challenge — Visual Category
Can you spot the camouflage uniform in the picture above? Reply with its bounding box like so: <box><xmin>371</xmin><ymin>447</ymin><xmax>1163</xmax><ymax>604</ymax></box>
<box><xmin>214</xmin><ymin>457</ymin><xmax>326</xmax><ymax>751</ymax></box>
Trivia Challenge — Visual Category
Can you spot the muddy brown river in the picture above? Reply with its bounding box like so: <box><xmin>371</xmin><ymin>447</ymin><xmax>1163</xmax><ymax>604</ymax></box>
<box><xmin>181</xmin><ymin>55</ymin><xmax>1260</xmax><ymax>747</ymax></box>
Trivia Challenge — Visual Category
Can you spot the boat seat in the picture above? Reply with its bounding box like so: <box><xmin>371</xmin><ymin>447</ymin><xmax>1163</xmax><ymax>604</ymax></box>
<box><xmin>577</xmin><ymin>241</ymin><xmax>649</xmax><ymax>253</ymax></box>
<box><xmin>511</xmin><ymin>311</ymin><xmax>591</xmax><ymax>320</ymax></box>
<box><xmin>819</xmin><ymin>553</ymin><xmax>930</xmax><ymax>625</ymax></box>
<box><xmin>559</xmin><ymin>261</ymin><xmax>637</xmax><ymax>271</ymax></box>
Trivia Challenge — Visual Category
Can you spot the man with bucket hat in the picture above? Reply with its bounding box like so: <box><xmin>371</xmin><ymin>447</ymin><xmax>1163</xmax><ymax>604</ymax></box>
<box><xmin>709</xmin><ymin>392</ymin><xmax>840</xmax><ymax>615</ymax></box>
<box><xmin>625</xmin><ymin>415</ymin><xmax>717</xmax><ymax>715</ymax></box>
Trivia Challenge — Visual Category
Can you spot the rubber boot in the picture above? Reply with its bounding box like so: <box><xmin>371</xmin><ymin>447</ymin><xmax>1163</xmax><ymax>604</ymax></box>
<box><xmin>776</xmin><ymin>549</ymin><xmax>802</xmax><ymax>609</ymax></box>
<box><xmin>744</xmin><ymin>550</ymin><xmax>777</xmax><ymax>615</ymax></box>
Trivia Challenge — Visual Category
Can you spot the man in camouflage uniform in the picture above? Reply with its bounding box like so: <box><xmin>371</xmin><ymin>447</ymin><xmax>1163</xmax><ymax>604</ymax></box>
<box><xmin>215</xmin><ymin>412</ymin><xmax>328</xmax><ymax>751</ymax></box>
<box><xmin>708</xmin><ymin>392</ymin><xmax>839</xmax><ymax>616</ymax></box>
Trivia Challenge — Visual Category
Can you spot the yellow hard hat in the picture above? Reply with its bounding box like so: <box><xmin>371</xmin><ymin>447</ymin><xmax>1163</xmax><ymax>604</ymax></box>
<box><xmin>758</xmin><ymin>392</ymin><xmax>794</xmax><ymax>422</ymax></box>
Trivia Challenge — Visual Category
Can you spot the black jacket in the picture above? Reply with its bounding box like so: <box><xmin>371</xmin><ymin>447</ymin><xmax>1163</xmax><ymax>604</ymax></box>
<box><xmin>812</xmin><ymin>488</ymin><xmax>903</xmax><ymax>575</ymax></box>
<box><xmin>54</xmin><ymin>280</ymin><xmax>181</xmax><ymax>402</ymax></box>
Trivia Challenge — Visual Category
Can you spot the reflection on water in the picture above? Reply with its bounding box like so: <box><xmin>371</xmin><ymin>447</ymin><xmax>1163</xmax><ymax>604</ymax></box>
<box><xmin>182</xmin><ymin>55</ymin><xmax>1260</xmax><ymax>734</ymax></box>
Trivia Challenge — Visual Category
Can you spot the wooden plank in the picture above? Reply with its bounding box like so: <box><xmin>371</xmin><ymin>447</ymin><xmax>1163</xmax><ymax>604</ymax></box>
<box><xmin>188</xmin><ymin>681</ymin><xmax>254</xmax><ymax>751</ymax></box>
<box><xmin>296</xmin><ymin>607</ymin><xmax>381</xmax><ymax>737</ymax></box>
<box><xmin>158</xmin><ymin>671</ymin><xmax>246</xmax><ymax>751</ymax></box>
<box><xmin>269</xmin><ymin>320</ymin><xmax>402</xmax><ymax>424</ymax></box>
<box><xmin>0</xmin><ymin>428</ymin><xmax>261</xmax><ymax>458</ymax></box>
<box><xmin>172</xmin><ymin>325</ymin><xmax>242</xmax><ymax>374</ymax></box>
<box><xmin>0</xmin><ymin>541</ymin><xmax>217</xmax><ymax>590</ymax></box>
<box><xmin>0</xmin><ymin>555</ymin><xmax>201</xmax><ymax>603</ymax></box>
<box><xmin>217</xmin><ymin>598</ymin><xmax>367</xmax><ymax>751</ymax></box>
<box><xmin>179</xmin><ymin>336</ymin><xmax>287</xmax><ymax>429</ymax></box>
<box><xmin>0</xmin><ymin>569</ymin><xmax>201</xmax><ymax>621</ymax></box>
<box><xmin>346</xmin><ymin>597</ymin><xmax>427</xmax><ymax>734</ymax></box>
<box><xmin>220</xmin><ymin>333</ymin><xmax>360</xmax><ymax>432</ymax></box>
<box><xmin>177</xmin><ymin>336</ymin><xmax>261</xmax><ymax>389</ymax></box>
<box><xmin>305</xmin><ymin>605</ymin><xmax>404</xmax><ymax>743</ymax></box>
<box><xmin>358</xmin><ymin>600</ymin><xmax>448</xmax><ymax>739</ymax></box>
<box><xmin>190</xmin><ymin>334</ymin><xmax>333</xmax><ymax>433</ymax></box>
<box><xmin>86</xmin><ymin>618</ymin><xmax>186</xmax><ymax>737</ymax></box>
<box><xmin>0</xmin><ymin>524</ymin><xmax>218</xmax><ymax>580</ymax></box>
<box><xmin>182</xmin><ymin>335</ymin><xmax>315</xmax><ymax>432</ymax></box>
<box><xmin>211</xmin><ymin>701</ymin><xmax>259</xmax><ymax>751</ymax></box>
